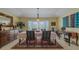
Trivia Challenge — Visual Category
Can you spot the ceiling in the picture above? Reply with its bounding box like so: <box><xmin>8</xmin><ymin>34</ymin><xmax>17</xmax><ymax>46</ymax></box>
<box><xmin>0</xmin><ymin>8</ymin><xmax>74</xmax><ymax>18</ymax></box>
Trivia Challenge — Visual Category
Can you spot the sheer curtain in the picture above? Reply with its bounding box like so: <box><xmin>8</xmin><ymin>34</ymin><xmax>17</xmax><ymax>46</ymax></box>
<box><xmin>28</xmin><ymin>21</ymin><xmax>49</xmax><ymax>30</ymax></box>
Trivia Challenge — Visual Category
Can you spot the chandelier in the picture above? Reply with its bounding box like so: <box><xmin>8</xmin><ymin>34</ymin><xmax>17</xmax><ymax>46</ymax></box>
<box><xmin>37</xmin><ymin>8</ymin><xmax>39</xmax><ymax>21</ymax></box>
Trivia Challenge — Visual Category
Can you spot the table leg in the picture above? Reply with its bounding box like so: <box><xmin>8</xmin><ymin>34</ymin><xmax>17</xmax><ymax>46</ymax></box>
<box><xmin>76</xmin><ymin>37</ymin><xmax>78</xmax><ymax>46</ymax></box>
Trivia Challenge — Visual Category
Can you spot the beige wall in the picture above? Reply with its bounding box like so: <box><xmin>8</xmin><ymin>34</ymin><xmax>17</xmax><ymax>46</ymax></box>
<box><xmin>0</xmin><ymin>11</ymin><xmax>19</xmax><ymax>25</ymax></box>
<box><xmin>17</xmin><ymin>17</ymin><xmax>28</xmax><ymax>30</ymax></box>
<box><xmin>18</xmin><ymin>17</ymin><xmax>60</xmax><ymax>30</ymax></box>
<box><xmin>0</xmin><ymin>11</ymin><xmax>19</xmax><ymax>30</ymax></box>
<box><xmin>60</xmin><ymin>8</ymin><xmax>79</xmax><ymax>32</ymax></box>
<box><xmin>0</xmin><ymin>11</ymin><xmax>60</xmax><ymax>30</ymax></box>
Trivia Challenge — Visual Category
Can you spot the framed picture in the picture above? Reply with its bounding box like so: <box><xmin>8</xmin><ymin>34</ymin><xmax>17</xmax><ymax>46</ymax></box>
<box><xmin>51</xmin><ymin>22</ymin><xmax>56</xmax><ymax>26</ymax></box>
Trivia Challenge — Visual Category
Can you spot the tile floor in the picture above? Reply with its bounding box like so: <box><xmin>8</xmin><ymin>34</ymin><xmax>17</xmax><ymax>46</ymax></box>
<box><xmin>0</xmin><ymin>34</ymin><xmax>79</xmax><ymax>50</ymax></box>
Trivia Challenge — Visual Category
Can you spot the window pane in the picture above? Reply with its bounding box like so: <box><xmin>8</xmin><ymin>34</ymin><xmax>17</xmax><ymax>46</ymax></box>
<box><xmin>28</xmin><ymin>21</ymin><xmax>49</xmax><ymax>30</ymax></box>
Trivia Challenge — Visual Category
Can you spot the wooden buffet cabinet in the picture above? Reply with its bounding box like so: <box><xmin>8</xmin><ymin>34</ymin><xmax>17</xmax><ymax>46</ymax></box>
<box><xmin>0</xmin><ymin>12</ymin><xmax>15</xmax><ymax>48</ymax></box>
<box><xmin>0</xmin><ymin>30</ymin><xmax>17</xmax><ymax>48</ymax></box>
<box><xmin>0</xmin><ymin>31</ymin><xmax>10</xmax><ymax>47</ymax></box>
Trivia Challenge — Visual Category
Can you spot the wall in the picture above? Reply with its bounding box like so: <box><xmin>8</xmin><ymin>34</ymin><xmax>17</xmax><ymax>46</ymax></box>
<box><xmin>0</xmin><ymin>11</ymin><xmax>20</xmax><ymax>30</ymax></box>
<box><xmin>60</xmin><ymin>8</ymin><xmax>79</xmax><ymax>32</ymax></box>
<box><xmin>17</xmin><ymin>17</ymin><xmax>28</xmax><ymax>30</ymax></box>
<box><xmin>0</xmin><ymin>11</ymin><xmax>19</xmax><ymax>26</ymax></box>
<box><xmin>18</xmin><ymin>17</ymin><xmax>60</xmax><ymax>30</ymax></box>
<box><xmin>0</xmin><ymin>11</ymin><xmax>60</xmax><ymax>30</ymax></box>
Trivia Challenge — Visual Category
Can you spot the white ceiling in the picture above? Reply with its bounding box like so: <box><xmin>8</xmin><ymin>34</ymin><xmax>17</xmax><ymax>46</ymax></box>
<box><xmin>0</xmin><ymin>8</ymin><xmax>73</xmax><ymax>18</ymax></box>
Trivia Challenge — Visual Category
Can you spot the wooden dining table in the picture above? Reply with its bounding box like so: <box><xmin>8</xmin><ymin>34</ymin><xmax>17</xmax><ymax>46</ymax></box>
<box><xmin>17</xmin><ymin>31</ymin><xmax>58</xmax><ymax>44</ymax></box>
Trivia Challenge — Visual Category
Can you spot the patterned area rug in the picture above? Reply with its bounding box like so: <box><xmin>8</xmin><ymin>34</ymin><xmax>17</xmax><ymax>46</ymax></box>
<box><xmin>12</xmin><ymin>40</ymin><xmax>63</xmax><ymax>49</ymax></box>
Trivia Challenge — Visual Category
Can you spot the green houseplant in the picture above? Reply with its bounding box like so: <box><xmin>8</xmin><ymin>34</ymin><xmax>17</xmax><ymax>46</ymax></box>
<box><xmin>17</xmin><ymin>22</ymin><xmax>25</xmax><ymax>29</ymax></box>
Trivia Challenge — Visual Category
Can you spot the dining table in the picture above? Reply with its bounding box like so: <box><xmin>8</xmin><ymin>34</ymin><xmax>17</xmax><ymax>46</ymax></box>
<box><xmin>17</xmin><ymin>30</ymin><xmax>58</xmax><ymax>44</ymax></box>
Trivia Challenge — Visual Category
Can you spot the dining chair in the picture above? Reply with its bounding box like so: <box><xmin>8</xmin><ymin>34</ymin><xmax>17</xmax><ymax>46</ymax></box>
<box><xmin>26</xmin><ymin>31</ymin><xmax>36</xmax><ymax>47</ymax></box>
<box><xmin>51</xmin><ymin>31</ymin><xmax>57</xmax><ymax>45</ymax></box>
<box><xmin>71</xmin><ymin>32</ymin><xmax>78</xmax><ymax>46</ymax></box>
<box><xmin>75</xmin><ymin>33</ymin><xmax>78</xmax><ymax>46</ymax></box>
<box><xmin>55</xmin><ymin>31</ymin><xmax>61</xmax><ymax>38</ymax></box>
<box><xmin>64</xmin><ymin>32</ymin><xmax>71</xmax><ymax>46</ymax></box>
<box><xmin>41</xmin><ymin>31</ymin><xmax>51</xmax><ymax>47</ymax></box>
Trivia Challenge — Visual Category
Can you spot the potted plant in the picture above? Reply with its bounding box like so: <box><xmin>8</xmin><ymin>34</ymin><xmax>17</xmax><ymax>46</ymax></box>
<box><xmin>17</xmin><ymin>22</ymin><xmax>25</xmax><ymax>29</ymax></box>
<box><xmin>61</xmin><ymin>27</ymin><xmax>66</xmax><ymax>31</ymax></box>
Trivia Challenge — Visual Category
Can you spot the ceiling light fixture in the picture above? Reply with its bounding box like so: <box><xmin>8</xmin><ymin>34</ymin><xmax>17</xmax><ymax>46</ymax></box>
<box><xmin>37</xmin><ymin>8</ymin><xmax>39</xmax><ymax>21</ymax></box>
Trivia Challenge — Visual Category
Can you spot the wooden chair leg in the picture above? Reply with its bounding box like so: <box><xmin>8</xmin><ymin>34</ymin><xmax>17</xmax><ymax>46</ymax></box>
<box><xmin>55</xmin><ymin>39</ymin><xmax>56</xmax><ymax>45</ymax></box>
<box><xmin>26</xmin><ymin>40</ymin><xmax>28</xmax><ymax>47</ymax></box>
<box><xmin>76</xmin><ymin>39</ymin><xmax>78</xmax><ymax>46</ymax></box>
<box><xmin>69</xmin><ymin>38</ymin><xmax>70</xmax><ymax>46</ymax></box>
<box><xmin>41</xmin><ymin>40</ymin><xmax>43</xmax><ymax>47</ymax></box>
<box><xmin>34</xmin><ymin>40</ymin><xmax>36</xmax><ymax>47</ymax></box>
<box><xmin>19</xmin><ymin>39</ymin><xmax>21</xmax><ymax>45</ymax></box>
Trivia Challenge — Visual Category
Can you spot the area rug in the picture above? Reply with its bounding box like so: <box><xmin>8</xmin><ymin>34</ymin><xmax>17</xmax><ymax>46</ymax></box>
<box><xmin>12</xmin><ymin>41</ymin><xmax>63</xmax><ymax>49</ymax></box>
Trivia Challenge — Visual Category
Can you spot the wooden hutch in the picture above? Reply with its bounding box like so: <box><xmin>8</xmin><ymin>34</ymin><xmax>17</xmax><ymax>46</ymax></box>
<box><xmin>0</xmin><ymin>12</ymin><xmax>15</xmax><ymax>48</ymax></box>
